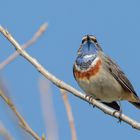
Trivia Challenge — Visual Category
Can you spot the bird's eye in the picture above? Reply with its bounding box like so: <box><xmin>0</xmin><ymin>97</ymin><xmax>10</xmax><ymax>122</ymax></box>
<box><xmin>92</xmin><ymin>38</ymin><xmax>97</xmax><ymax>43</ymax></box>
<box><xmin>90</xmin><ymin>36</ymin><xmax>97</xmax><ymax>43</ymax></box>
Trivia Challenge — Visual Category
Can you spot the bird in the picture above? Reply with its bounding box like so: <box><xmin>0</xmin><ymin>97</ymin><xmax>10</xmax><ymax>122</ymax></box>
<box><xmin>73</xmin><ymin>34</ymin><xmax>140</xmax><ymax>111</ymax></box>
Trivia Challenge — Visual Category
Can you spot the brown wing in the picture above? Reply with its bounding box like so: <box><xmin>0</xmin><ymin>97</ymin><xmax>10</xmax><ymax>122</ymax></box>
<box><xmin>105</xmin><ymin>56</ymin><xmax>138</xmax><ymax>98</ymax></box>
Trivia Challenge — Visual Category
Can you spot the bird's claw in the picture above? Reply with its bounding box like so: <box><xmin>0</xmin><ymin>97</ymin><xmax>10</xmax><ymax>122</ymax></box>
<box><xmin>85</xmin><ymin>95</ymin><xmax>96</xmax><ymax>108</ymax></box>
<box><xmin>113</xmin><ymin>110</ymin><xmax>122</xmax><ymax>123</ymax></box>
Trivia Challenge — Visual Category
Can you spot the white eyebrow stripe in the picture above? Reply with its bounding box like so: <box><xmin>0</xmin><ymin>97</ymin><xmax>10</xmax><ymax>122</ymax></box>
<box><xmin>82</xmin><ymin>35</ymin><xmax>97</xmax><ymax>42</ymax></box>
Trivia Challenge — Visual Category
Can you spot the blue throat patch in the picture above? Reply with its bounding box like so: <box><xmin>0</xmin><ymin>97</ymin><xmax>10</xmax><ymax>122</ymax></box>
<box><xmin>76</xmin><ymin>54</ymin><xmax>97</xmax><ymax>70</ymax></box>
<box><xmin>76</xmin><ymin>40</ymin><xmax>99</xmax><ymax>70</ymax></box>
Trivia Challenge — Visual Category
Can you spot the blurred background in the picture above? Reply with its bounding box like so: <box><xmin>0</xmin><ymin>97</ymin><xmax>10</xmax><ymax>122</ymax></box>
<box><xmin>0</xmin><ymin>0</ymin><xmax>140</xmax><ymax>139</ymax></box>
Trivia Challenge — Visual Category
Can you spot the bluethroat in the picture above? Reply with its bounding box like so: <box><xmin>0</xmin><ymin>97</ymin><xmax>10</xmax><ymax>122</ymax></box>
<box><xmin>73</xmin><ymin>35</ymin><xmax>140</xmax><ymax>111</ymax></box>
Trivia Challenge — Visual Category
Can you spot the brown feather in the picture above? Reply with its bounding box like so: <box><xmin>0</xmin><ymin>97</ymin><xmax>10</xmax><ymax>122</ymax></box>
<box><xmin>104</xmin><ymin>55</ymin><xmax>140</xmax><ymax>102</ymax></box>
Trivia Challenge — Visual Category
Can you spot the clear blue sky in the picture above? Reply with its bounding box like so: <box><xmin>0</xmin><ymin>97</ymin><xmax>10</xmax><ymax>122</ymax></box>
<box><xmin>0</xmin><ymin>0</ymin><xmax>140</xmax><ymax>139</ymax></box>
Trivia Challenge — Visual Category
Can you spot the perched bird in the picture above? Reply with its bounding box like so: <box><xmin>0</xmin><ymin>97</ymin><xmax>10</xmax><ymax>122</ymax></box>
<box><xmin>73</xmin><ymin>35</ymin><xmax>140</xmax><ymax>111</ymax></box>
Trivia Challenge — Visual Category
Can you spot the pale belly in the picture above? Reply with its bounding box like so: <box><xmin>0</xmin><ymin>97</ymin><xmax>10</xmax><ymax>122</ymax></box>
<box><xmin>76</xmin><ymin>69</ymin><xmax>123</xmax><ymax>102</ymax></box>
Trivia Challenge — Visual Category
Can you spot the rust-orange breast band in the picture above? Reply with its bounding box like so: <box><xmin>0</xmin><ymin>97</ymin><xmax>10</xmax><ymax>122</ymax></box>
<box><xmin>74</xmin><ymin>59</ymin><xmax>102</xmax><ymax>80</ymax></box>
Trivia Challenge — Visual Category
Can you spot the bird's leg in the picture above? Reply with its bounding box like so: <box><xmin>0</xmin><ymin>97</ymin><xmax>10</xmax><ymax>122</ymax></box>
<box><xmin>118</xmin><ymin>101</ymin><xmax>122</xmax><ymax>123</ymax></box>
<box><xmin>113</xmin><ymin>101</ymin><xmax>122</xmax><ymax>123</ymax></box>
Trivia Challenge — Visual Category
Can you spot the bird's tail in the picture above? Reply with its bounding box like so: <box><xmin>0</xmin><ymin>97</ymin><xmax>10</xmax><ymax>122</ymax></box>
<box><xmin>128</xmin><ymin>93</ymin><xmax>140</xmax><ymax>109</ymax></box>
<box><xmin>129</xmin><ymin>101</ymin><xmax>140</xmax><ymax>109</ymax></box>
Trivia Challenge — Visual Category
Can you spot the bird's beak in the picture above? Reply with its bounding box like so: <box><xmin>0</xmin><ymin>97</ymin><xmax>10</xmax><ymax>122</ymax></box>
<box><xmin>87</xmin><ymin>35</ymin><xmax>90</xmax><ymax>50</ymax></box>
<box><xmin>87</xmin><ymin>35</ymin><xmax>90</xmax><ymax>41</ymax></box>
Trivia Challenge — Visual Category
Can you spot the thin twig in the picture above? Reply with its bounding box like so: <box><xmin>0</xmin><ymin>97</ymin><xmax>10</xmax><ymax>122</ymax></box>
<box><xmin>39</xmin><ymin>78</ymin><xmax>59</xmax><ymax>140</ymax></box>
<box><xmin>0</xmin><ymin>26</ymin><xmax>140</xmax><ymax>131</ymax></box>
<box><xmin>0</xmin><ymin>122</ymin><xmax>14</xmax><ymax>140</ymax></box>
<box><xmin>0</xmin><ymin>23</ymin><xmax>48</xmax><ymax>70</ymax></box>
<box><xmin>61</xmin><ymin>89</ymin><xmax>77</xmax><ymax>140</ymax></box>
<box><xmin>0</xmin><ymin>90</ymin><xmax>43</xmax><ymax>140</ymax></box>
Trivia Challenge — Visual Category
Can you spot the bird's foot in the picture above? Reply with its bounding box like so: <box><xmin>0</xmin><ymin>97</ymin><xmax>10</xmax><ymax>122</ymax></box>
<box><xmin>113</xmin><ymin>109</ymin><xmax>122</xmax><ymax>123</ymax></box>
<box><xmin>85</xmin><ymin>95</ymin><xmax>96</xmax><ymax>108</ymax></box>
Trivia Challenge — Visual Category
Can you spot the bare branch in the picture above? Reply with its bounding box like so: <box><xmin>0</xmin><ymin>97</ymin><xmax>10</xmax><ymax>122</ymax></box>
<box><xmin>0</xmin><ymin>23</ymin><xmax>48</xmax><ymax>70</ymax></box>
<box><xmin>0</xmin><ymin>122</ymin><xmax>14</xmax><ymax>140</ymax></box>
<box><xmin>0</xmin><ymin>26</ymin><xmax>140</xmax><ymax>131</ymax></box>
<box><xmin>0</xmin><ymin>90</ymin><xmax>43</xmax><ymax>140</ymax></box>
<box><xmin>61</xmin><ymin>89</ymin><xmax>77</xmax><ymax>140</ymax></box>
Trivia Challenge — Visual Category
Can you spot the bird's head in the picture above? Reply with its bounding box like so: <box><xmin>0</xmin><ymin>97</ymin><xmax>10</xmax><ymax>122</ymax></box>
<box><xmin>78</xmin><ymin>35</ymin><xmax>102</xmax><ymax>56</ymax></box>
<box><xmin>75</xmin><ymin>35</ymin><xmax>102</xmax><ymax>70</ymax></box>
